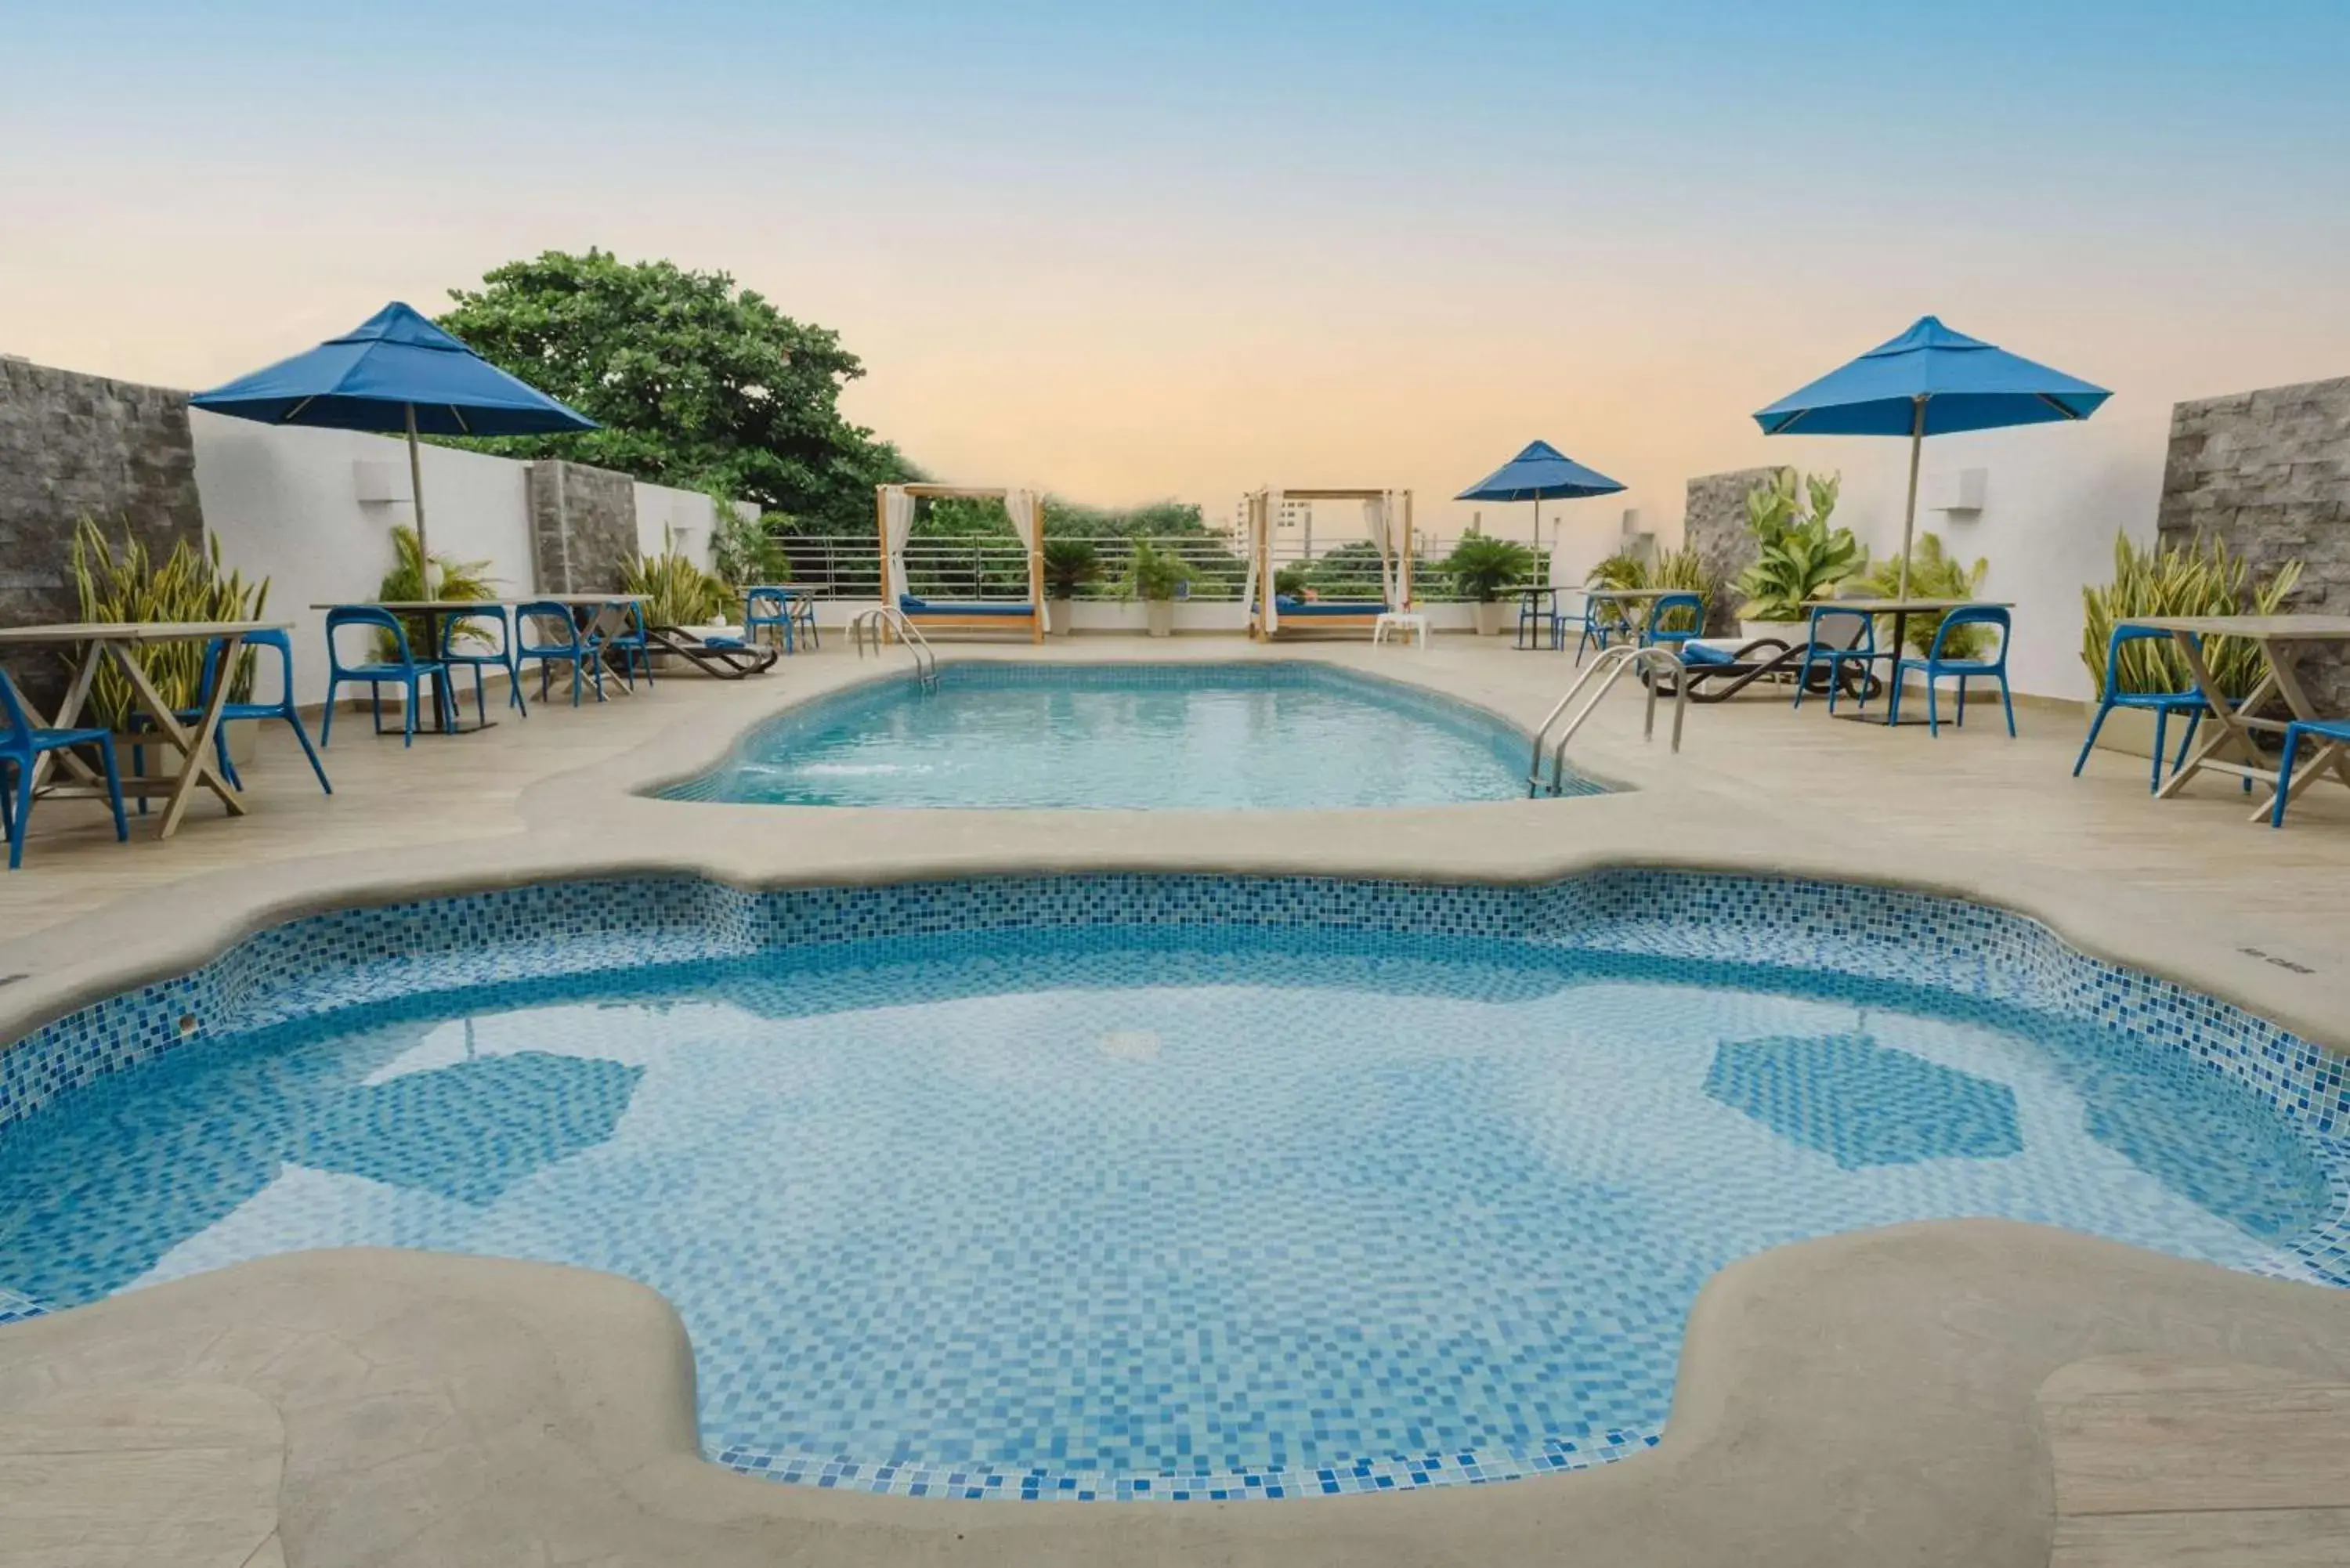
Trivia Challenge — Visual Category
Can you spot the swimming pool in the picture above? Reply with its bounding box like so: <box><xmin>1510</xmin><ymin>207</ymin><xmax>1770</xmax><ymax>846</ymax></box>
<box><xmin>2</xmin><ymin>873</ymin><xmax>2343</xmax><ymax>1503</ymax></box>
<box><xmin>660</xmin><ymin>662</ymin><xmax>1590</xmax><ymax>808</ymax></box>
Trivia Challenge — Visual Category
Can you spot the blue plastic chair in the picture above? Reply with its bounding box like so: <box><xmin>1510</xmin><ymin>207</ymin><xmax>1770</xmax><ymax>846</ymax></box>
<box><xmin>2073</xmin><ymin>625</ymin><xmax>2212</xmax><ymax>792</ymax></box>
<box><xmin>1793</xmin><ymin>605</ymin><xmax>1878</xmax><ymax>714</ymax></box>
<box><xmin>606</xmin><ymin>602</ymin><xmax>655</xmax><ymax>690</ymax></box>
<box><xmin>439</xmin><ymin>606</ymin><xmax>528</xmax><ymax>724</ymax></box>
<box><xmin>515</xmin><ymin>602</ymin><xmax>606</xmax><ymax>707</ymax></box>
<box><xmin>1516</xmin><ymin>589</ymin><xmax>1560</xmax><ymax>651</ymax></box>
<box><xmin>0</xmin><ymin>668</ymin><xmax>128</xmax><ymax>870</ymax></box>
<box><xmin>135</xmin><ymin>629</ymin><xmax>330</xmax><ymax>801</ymax></box>
<box><xmin>2269</xmin><ymin>718</ymin><xmax>2350</xmax><ymax>828</ymax></box>
<box><xmin>1641</xmin><ymin>592</ymin><xmax>1705</xmax><ymax>653</ymax></box>
<box><xmin>320</xmin><ymin>607</ymin><xmax>449</xmax><ymax>748</ymax></box>
<box><xmin>1888</xmin><ymin>605</ymin><xmax>2016</xmax><ymax>737</ymax></box>
<box><xmin>744</xmin><ymin>586</ymin><xmax>817</xmax><ymax>653</ymax></box>
<box><xmin>1574</xmin><ymin>594</ymin><xmax>1633</xmax><ymax>663</ymax></box>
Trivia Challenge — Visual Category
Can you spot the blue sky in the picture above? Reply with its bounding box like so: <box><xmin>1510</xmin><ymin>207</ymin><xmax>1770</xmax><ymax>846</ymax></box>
<box><xmin>4</xmin><ymin>0</ymin><xmax>2345</xmax><ymax>510</ymax></box>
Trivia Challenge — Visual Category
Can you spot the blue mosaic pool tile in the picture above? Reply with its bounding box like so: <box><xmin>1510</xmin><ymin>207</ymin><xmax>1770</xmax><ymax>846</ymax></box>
<box><xmin>3</xmin><ymin>867</ymin><xmax>2348</xmax><ymax>1504</ymax></box>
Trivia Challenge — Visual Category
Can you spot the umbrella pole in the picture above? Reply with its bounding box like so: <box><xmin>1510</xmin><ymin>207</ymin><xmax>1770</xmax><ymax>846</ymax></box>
<box><xmin>1896</xmin><ymin>396</ymin><xmax>1925</xmax><ymax>602</ymax></box>
<box><xmin>405</xmin><ymin>403</ymin><xmax>433</xmax><ymax>600</ymax></box>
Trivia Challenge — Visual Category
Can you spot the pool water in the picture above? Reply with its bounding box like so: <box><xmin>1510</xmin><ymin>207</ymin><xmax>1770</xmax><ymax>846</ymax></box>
<box><xmin>660</xmin><ymin>663</ymin><xmax>1582</xmax><ymax>809</ymax></box>
<box><xmin>0</xmin><ymin>926</ymin><xmax>2333</xmax><ymax>1501</ymax></box>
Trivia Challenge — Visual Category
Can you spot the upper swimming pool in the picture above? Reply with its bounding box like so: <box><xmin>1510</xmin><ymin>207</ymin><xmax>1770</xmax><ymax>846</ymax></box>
<box><xmin>660</xmin><ymin>662</ymin><xmax>1593</xmax><ymax>809</ymax></box>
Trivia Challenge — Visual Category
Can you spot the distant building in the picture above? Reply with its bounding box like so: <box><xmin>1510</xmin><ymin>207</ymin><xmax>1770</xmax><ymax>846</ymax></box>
<box><xmin>1231</xmin><ymin>495</ymin><xmax>1316</xmax><ymax>535</ymax></box>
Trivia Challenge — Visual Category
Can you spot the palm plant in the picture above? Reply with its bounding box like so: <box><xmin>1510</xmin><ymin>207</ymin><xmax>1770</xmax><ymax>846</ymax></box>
<box><xmin>1042</xmin><ymin>537</ymin><xmax>1100</xmax><ymax>599</ymax></box>
<box><xmin>71</xmin><ymin>518</ymin><xmax>269</xmax><ymax>730</ymax></box>
<box><xmin>2081</xmin><ymin>533</ymin><xmax>2302</xmax><ymax>700</ymax></box>
<box><xmin>1440</xmin><ymin>532</ymin><xmax>1535</xmax><ymax>603</ymax></box>
<box><xmin>1124</xmin><ymin>538</ymin><xmax>1191</xmax><ymax>602</ymax></box>
<box><xmin>1855</xmin><ymin>533</ymin><xmax>1988</xmax><ymax>656</ymax></box>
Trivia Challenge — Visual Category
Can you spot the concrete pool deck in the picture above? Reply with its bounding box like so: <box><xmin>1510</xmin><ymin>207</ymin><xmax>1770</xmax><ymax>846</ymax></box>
<box><xmin>1</xmin><ymin>636</ymin><xmax>2347</xmax><ymax>1566</ymax></box>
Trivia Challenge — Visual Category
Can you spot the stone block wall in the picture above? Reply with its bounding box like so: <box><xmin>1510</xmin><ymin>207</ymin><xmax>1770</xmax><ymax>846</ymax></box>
<box><xmin>0</xmin><ymin>357</ymin><xmax>204</xmax><ymax>708</ymax></box>
<box><xmin>2157</xmin><ymin>375</ymin><xmax>2350</xmax><ymax>713</ymax></box>
<box><xmin>527</xmin><ymin>460</ymin><xmax>638</xmax><ymax>593</ymax></box>
<box><xmin>1683</xmin><ymin>465</ymin><xmax>1787</xmax><ymax>634</ymax></box>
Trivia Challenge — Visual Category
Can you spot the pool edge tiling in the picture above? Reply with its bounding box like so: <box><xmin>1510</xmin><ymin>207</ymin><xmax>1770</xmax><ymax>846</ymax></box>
<box><xmin>3</xmin><ymin>871</ymin><xmax>2345</xmax><ymax>1506</ymax></box>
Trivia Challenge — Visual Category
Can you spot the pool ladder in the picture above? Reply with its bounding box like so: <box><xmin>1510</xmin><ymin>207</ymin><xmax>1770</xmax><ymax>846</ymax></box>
<box><xmin>849</xmin><ymin>605</ymin><xmax>939</xmax><ymax>691</ymax></box>
<box><xmin>1528</xmin><ymin>645</ymin><xmax>1687</xmax><ymax>796</ymax></box>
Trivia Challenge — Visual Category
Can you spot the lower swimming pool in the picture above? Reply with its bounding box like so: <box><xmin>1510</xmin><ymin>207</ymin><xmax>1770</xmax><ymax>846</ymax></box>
<box><xmin>0</xmin><ymin>874</ymin><xmax>2342</xmax><ymax>1501</ymax></box>
<box><xmin>660</xmin><ymin>662</ymin><xmax>1588</xmax><ymax>808</ymax></box>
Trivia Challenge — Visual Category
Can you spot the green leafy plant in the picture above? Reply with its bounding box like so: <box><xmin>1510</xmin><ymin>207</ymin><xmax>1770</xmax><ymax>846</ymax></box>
<box><xmin>1734</xmin><ymin>470</ymin><xmax>1860</xmax><ymax>621</ymax></box>
<box><xmin>1123</xmin><ymin>538</ymin><xmax>1191</xmax><ymax>602</ymax></box>
<box><xmin>1588</xmin><ymin>546</ymin><xmax>1712</xmax><ymax>633</ymax></box>
<box><xmin>71</xmin><ymin>519</ymin><xmax>270</xmax><ymax>730</ymax></box>
<box><xmin>622</xmin><ymin>550</ymin><xmax>734</xmax><ymax>627</ymax></box>
<box><xmin>376</xmin><ymin>526</ymin><xmax>495</xmax><ymax>659</ymax></box>
<box><xmin>712</xmin><ymin>505</ymin><xmax>791</xmax><ymax>587</ymax></box>
<box><xmin>1585</xmin><ymin>548</ymin><xmax>1650</xmax><ymax>591</ymax></box>
<box><xmin>1856</xmin><ymin>533</ymin><xmax>1989</xmax><ymax>657</ymax></box>
<box><xmin>1042</xmin><ymin>537</ymin><xmax>1101</xmax><ymax>599</ymax></box>
<box><xmin>2081</xmin><ymin>533</ymin><xmax>2303</xmax><ymax>700</ymax></box>
<box><xmin>1439</xmin><ymin>531</ymin><xmax>1535</xmax><ymax>603</ymax></box>
<box><xmin>1273</xmin><ymin>564</ymin><xmax>1311</xmax><ymax>598</ymax></box>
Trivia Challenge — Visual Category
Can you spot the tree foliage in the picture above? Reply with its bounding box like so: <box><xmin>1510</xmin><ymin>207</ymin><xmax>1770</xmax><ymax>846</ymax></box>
<box><xmin>436</xmin><ymin>249</ymin><xmax>916</xmax><ymax>533</ymax></box>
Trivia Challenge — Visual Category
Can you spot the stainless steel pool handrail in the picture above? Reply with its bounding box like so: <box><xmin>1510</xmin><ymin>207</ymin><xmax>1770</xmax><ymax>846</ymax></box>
<box><xmin>848</xmin><ymin>605</ymin><xmax>939</xmax><ymax>690</ymax></box>
<box><xmin>1528</xmin><ymin>645</ymin><xmax>1687</xmax><ymax>795</ymax></box>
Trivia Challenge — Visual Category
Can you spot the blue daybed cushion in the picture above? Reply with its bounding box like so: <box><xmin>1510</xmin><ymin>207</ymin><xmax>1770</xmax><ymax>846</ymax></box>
<box><xmin>1272</xmin><ymin>598</ymin><xmax>1386</xmax><ymax>616</ymax></box>
<box><xmin>899</xmin><ymin>595</ymin><xmax>1033</xmax><ymax>617</ymax></box>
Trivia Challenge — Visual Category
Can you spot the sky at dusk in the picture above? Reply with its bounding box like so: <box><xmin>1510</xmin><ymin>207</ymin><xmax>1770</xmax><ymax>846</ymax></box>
<box><xmin>5</xmin><ymin>0</ymin><xmax>2347</xmax><ymax>535</ymax></box>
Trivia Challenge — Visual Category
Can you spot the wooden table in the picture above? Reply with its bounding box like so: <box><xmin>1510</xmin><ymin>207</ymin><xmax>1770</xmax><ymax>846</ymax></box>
<box><xmin>0</xmin><ymin>621</ymin><xmax>287</xmax><ymax>837</ymax></box>
<box><xmin>533</xmin><ymin>595</ymin><xmax>649</xmax><ymax>693</ymax></box>
<box><xmin>1806</xmin><ymin>598</ymin><xmax>2012</xmax><ymax>728</ymax></box>
<box><xmin>2126</xmin><ymin>614</ymin><xmax>2350</xmax><ymax>821</ymax></box>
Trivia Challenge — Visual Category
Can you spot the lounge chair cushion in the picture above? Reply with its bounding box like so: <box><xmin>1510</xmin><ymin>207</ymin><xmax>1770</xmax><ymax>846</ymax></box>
<box><xmin>1681</xmin><ymin>640</ymin><xmax>1741</xmax><ymax>667</ymax></box>
<box><xmin>1273</xmin><ymin>598</ymin><xmax>1386</xmax><ymax>617</ymax></box>
<box><xmin>899</xmin><ymin>595</ymin><xmax>1033</xmax><ymax>617</ymax></box>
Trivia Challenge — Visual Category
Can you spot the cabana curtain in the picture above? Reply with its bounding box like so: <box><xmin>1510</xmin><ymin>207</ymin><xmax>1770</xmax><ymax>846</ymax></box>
<box><xmin>1362</xmin><ymin>493</ymin><xmax>1398</xmax><ymax>608</ymax></box>
<box><xmin>880</xmin><ymin>485</ymin><xmax>916</xmax><ymax>605</ymax></box>
<box><xmin>1260</xmin><ymin>488</ymin><xmax>1283</xmax><ymax>634</ymax></box>
<box><xmin>1003</xmin><ymin>488</ymin><xmax>1046</xmax><ymax>630</ymax></box>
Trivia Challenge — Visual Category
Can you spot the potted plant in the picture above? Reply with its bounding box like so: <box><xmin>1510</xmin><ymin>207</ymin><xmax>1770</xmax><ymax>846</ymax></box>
<box><xmin>1125</xmin><ymin>539</ymin><xmax>1190</xmax><ymax>637</ymax></box>
<box><xmin>1439</xmin><ymin>531</ymin><xmax>1535</xmax><ymax>635</ymax></box>
<box><xmin>1732</xmin><ymin>471</ymin><xmax>1860</xmax><ymax>642</ymax></box>
<box><xmin>1853</xmin><ymin>533</ymin><xmax>1988</xmax><ymax>657</ymax></box>
<box><xmin>1042</xmin><ymin>537</ymin><xmax>1098</xmax><ymax>638</ymax></box>
<box><xmin>71</xmin><ymin>518</ymin><xmax>271</xmax><ymax>772</ymax></box>
<box><xmin>620</xmin><ymin>548</ymin><xmax>733</xmax><ymax>667</ymax></box>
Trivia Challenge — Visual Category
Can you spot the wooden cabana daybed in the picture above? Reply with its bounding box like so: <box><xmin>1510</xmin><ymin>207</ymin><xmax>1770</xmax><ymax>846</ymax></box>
<box><xmin>1243</xmin><ymin>486</ymin><xmax>1415</xmax><ymax>639</ymax></box>
<box><xmin>877</xmin><ymin>482</ymin><xmax>1046</xmax><ymax>643</ymax></box>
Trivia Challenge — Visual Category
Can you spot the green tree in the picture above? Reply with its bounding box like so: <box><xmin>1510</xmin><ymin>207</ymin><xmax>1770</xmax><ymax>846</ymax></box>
<box><xmin>436</xmin><ymin>248</ymin><xmax>916</xmax><ymax>533</ymax></box>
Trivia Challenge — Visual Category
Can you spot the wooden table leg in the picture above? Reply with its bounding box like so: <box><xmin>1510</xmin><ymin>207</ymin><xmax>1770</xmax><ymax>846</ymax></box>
<box><xmin>110</xmin><ymin>638</ymin><xmax>247</xmax><ymax>837</ymax></box>
<box><xmin>2157</xmin><ymin>632</ymin><xmax>2262</xmax><ymax>800</ymax></box>
<box><xmin>2250</xmin><ymin>638</ymin><xmax>2350</xmax><ymax>821</ymax></box>
<box><xmin>24</xmin><ymin>646</ymin><xmax>106</xmax><ymax>793</ymax></box>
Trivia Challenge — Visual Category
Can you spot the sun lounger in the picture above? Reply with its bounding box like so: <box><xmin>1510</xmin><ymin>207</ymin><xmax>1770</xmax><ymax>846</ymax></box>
<box><xmin>644</xmin><ymin>626</ymin><xmax>781</xmax><ymax>679</ymax></box>
<box><xmin>1648</xmin><ymin>636</ymin><xmax>1881</xmax><ymax>705</ymax></box>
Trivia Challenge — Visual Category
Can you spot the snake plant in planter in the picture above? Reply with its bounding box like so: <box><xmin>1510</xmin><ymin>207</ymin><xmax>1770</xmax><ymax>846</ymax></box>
<box><xmin>621</xmin><ymin>550</ymin><xmax>734</xmax><ymax>628</ymax></box>
<box><xmin>71</xmin><ymin>518</ymin><xmax>270</xmax><ymax>736</ymax></box>
<box><xmin>2081</xmin><ymin>532</ymin><xmax>2301</xmax><ymax>701</ymax></box>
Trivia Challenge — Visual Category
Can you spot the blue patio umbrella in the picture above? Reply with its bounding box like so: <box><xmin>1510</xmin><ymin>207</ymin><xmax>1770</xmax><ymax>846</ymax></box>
<box><xmin>191</xmin><ymin>302</ymin><xmax>595</xmax><ymax>594</ymax></box>
<box><xmin>1753</xmin><ymin>316</ymin><xmax>2110</xmax><ymax>597</ymax></box>
<box><xmin>1456</xmin><ymin>439</ymin><xmax>1626</xmax><ymax>551</ymax></box>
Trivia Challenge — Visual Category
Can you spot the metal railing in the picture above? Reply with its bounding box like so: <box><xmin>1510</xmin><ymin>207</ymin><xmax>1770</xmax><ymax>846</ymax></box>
<box><xmin>766</xmin><ymin>533</ymin><xmax>1545</xmax><ymax>606</ymax></box>
<box><xmin>848</xmin><ymin>605</ymin><xmax>938</xmax><ymax>691</ymax></box>
<box><xmin>1527</xmin><ymin>645</ymin><xmax>1687</xmax><ymax>796</ymax></box>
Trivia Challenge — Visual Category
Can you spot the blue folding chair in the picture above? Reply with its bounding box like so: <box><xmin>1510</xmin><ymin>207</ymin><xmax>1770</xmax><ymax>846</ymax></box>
<box><xmin>606</xmin><ymin>602</ymin><xmax>655</xmax><ymax>690</ymax></box>
<box><xmin>745</xmin><ymin>586</ymin><xmax>819</xmax><ymax>653</ymax></box>
<box><xmin>1574</xmin><ymin>594</ymin><xmax>1634</xmax><ymax>663</ymax></box>
<box><xmin>0</xmin><ymin>668</ymin><xmax>128</xmax><ymax>870</ymax></box>
<box><xmin>439</xmin><ymin>605</ymin><xmax>528</xmax><ymax>724</ymax></box>
<box><xmin>1888</xmin><ymin>605</ymin><xmax>2015</xmax><ymax>737</ymax></box>
<box><xmin>1793</xmin><ymin>605</ymin><xmax>1878</xmax><ymax>713</ymax></box>
<box><xmin>2073</xmin><ymin>625</ymin><xmax>2212</xmax><ymax>792</ymax></box>
<box><xmin>135</xmin><ymin>629</ymin><xmax>330</xmax><ymax>802</ymax></box>
<box><xmin>2270</xmin><ymin>719</ymin><xmax>2350</xmax><ymax>828</ymax></box>
<box><xmin>515</xmin><ymin>602</ymin><xmax>606</xmax><ymax>707</ymax></box>
<box><xmin>1641</xmin><ymin>592</ymin><xmax>1705</xmax><ymax>654</ymax></box>
<box><xmin>320</xmin><ymin>607</ymin><xmax>450</xmax><ymax>748</ymax></box>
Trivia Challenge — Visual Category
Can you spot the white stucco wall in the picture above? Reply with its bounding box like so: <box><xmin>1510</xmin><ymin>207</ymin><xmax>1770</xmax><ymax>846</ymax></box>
<box><xmin>193</xmin><ymin>412</ymin><xmax>720</xmax><ymax>706</ymax></box>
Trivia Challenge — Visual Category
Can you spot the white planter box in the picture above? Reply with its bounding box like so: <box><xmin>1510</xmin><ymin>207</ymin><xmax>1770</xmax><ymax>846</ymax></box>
<box><xmin>1144</xmin><ymin>601</ymin><xmax>1176</xmax><ymax>638</ymax></box>
<box><xmin>1473</xmin><ymin>602</ymin><xmax>1508</xmax><ymax>637</ymax></box>
<box><xmin>1740</xmin><ymin>619</ymin><xmax>1809</xmax><ymax>648</ymax></box>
